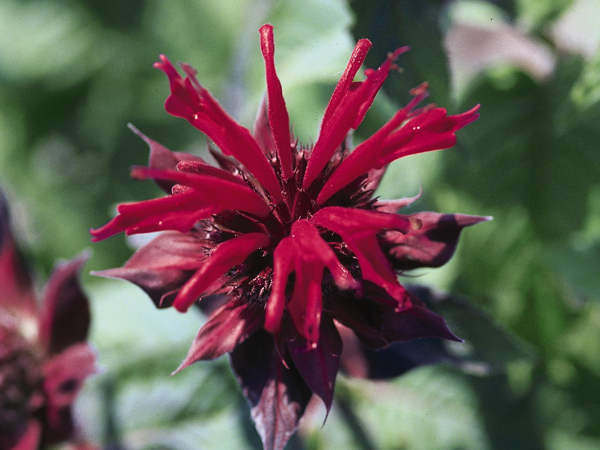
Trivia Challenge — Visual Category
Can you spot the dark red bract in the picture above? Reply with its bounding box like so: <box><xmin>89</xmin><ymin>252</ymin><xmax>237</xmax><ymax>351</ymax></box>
<box><xmin>91</xmin><ymin>24</ymin><xmax>487</xmax><ymax>450</ymax></box>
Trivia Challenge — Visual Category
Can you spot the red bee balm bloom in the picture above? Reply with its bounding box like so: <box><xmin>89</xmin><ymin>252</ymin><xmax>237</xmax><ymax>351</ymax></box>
<box><xmin>92</xmin><ymin>25</ymin><xmax>487</xmax><ymax>450</ymax></box>
<box><xmin>0</xmin><ymin>193</ymin><xmax>96</xmax><ymax>450</ymax></box>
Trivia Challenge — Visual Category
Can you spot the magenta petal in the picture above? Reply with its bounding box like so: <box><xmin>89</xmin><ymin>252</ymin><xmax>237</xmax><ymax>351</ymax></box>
<box><xmin>42</xmin><ymin>343</ymin><xmax>97</xmax><ymax>442</ymax></box>
<box><xmin>39</xmin><ymin>253</ymin><xmax>91</xmax><ymax>356</ymax></box>
<box><xmin>92</xmin><ymin>231</ymin><xmax>206</xmax><ymax>308</ymax></box>
<box><xmin>286</xmin><ymin>314</ymin><xmax>341</xmax><ymax>412</ymax></box>
<box><xmin>384</xmin><ymin>213</ymin><xmax>492</xmax><ymax>270</ymax></box>
<box><xmin>230</xmin><ymin>330</ymin><xmax>312</xmax><ymax>450</ymax></box>
<box><xmin>174</xmin><ymin>297</ymin><xmax>263</xmax><ymax>372</ymax></box>
<box><xmin>7</xmin><ymin>420</ymin><xmax>41</xmax><ymax>450</ymax></box>
<box><xmin>375</xmin><ymin>188</ymin><xmax>423</xmax><ymax>213</ymax></box>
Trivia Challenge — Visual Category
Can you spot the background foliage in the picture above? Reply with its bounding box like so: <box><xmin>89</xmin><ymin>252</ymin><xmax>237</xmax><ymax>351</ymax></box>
<box><xmin>1</xmin><ymin>0</ymin><xmax>599</xmax><ymax>448</ymax></box>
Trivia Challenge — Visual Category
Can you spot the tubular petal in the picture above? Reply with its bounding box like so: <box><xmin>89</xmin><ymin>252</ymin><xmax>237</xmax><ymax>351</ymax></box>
<box><xmin>303</xmin><ymin>47</ymin><xmax>408</xmax><ymax>190</ymax></box>
<box><xmin>173</xmin><ymin>233</ymin><xmax>270</xmax><ymax>312</ymax></box>
<box><xmin>317</xmin><ymin>84</ymin><xmax>430</xmax><ymax>204</ymax></box>
<box><xmin>259</xmin><ymin>24</ymin><xmax>293</xmax><ymax>179</ymax></box>
<box><xmin>131</xmin><ymin>166</ymin><xmax>272</xmax><ymax>217</ymax></box>
<box><xmin>176</xmin><ymin>160</ymin><xmax>247</xmax><ymax>185</ymax></box>
<box><xmin>155</xmin><ymin>55</ymin><xmax>283</xmax><ymax>203</ymax></box>
<box><xmin>265</xmin><ymin>220</ymin><xmax>357</xmax><ymax>344</ymax></box>
<box><xmin>311</xmin><ymin>207</ymin><xmax>419</xmax><ymax>303</ymax></box>
<box><xmin>321</xmin><ymin>38</ymin><xmax>373</xmax><ymax>129</ymax></box>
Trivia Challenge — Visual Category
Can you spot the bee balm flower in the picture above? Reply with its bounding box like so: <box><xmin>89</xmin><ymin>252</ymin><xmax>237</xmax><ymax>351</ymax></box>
<box><xmin>0</xmin><ymin>192</ymin><xmax>96</xmax><ymax>450</ymax></box>
<box><xmin>92</xmin><ymin>24</ymin><xmax>486</xmax><ymax>450</ymax></box>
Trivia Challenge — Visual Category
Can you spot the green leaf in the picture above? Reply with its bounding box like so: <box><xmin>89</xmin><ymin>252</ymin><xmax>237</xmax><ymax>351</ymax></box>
<box><xmin>547</xmin><ymin>243</ymin><xmax>600</xmax><ymax>301</ymax></box>
<box><xmin>409</xmin><ymin>286</ymin><xmax>536</xmax><ymax>375</ymax></box>
<box><xmin>444</xmin><ymin>58</ymin><xmax>600</xmax><ymax>241</ymax></box>
<box><xmin>350</xmin><ymin>0</ymin><xmax>451</xmax><ymax>107</ymax></box>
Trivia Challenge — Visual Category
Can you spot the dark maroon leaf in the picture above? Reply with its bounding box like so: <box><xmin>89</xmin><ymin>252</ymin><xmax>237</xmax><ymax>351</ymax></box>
<box><xmin>39</xmin><ymin>253</ymin><xmax>91</xmax><ymax>356</ymax></box>
<box><xmin>230</xmin><ymin>330</ymin><xmax>312</xmax><ymax>450</ymax></box>
<box><xmin>92</xmin><ymin>231</ymin><xmax>206</xmax><ymax>308</ymax></box>
<box><xmin>381</xmin><ymin>303</ymin><xmax>463</xmax><ymax>344</ymax></box>
<box><xmin>330</xmin><ymin>288</ymin><xmax>461</xmax><ymax>350</ymax></box>
<box><xmin>328</xmin><ymin>291</ymin><xmax>389</xmax><ymax>348</ymax></box>
<box><xmin>343</xmin><ymin>286</ymin><xmax>535</xmax><ymax>380</ymax></box>
<box><xmin>286</xmin><ymin>314</ymin><xmax>341</xmax><ymax>412</ymax></box>
<box><xmin>174</xmin><ymin>297</ymin><xmax>263</xmax><ymax>373</ymax></box>
<box><xmin>340</xmin><ymin>327</ymin><xmax>458</xmax><ymax>379</ymax></box>
<box><xmin>383</xmin><ymin>212</ymin><xmax>491</xmax><ymax>270</ymax></box>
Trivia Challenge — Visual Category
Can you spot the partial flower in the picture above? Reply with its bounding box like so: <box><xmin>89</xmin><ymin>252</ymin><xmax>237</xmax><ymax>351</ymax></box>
<box><xmin>92</xmin><ymin>24</ymin><xmax>487</xmax><ymax>450</ymax></box>
<box><xmin>0</xmin><ymin>191</ymin><xmax>96</xmax><ymax>450</ymax></box>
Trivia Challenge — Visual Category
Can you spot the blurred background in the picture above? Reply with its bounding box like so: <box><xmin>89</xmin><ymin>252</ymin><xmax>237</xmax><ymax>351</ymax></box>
<box><xmin>1</xmin><ymin>0</ymin><xmax>599</xmax><ymax>448</ymax></box>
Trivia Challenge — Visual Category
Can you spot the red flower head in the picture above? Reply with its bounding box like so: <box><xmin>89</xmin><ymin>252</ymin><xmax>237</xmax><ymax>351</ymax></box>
<box><xmin>0</xmin><ymin>192</ymin><xmax>97</xmax><ymax>450</ymax></box>
<box><xmin>92</xmin><ymin>24</ymin><xmax>487</xmax><ymax>450</ymax></box>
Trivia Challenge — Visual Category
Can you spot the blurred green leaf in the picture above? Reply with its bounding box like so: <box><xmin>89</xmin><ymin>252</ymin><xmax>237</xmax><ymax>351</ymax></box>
<box><xmin>444</xmin><ymin>59</ymin><xmax>600</xmax><ymax>241</ymax></box>
<box><xmin>547</xmin><ymin>244</ymin><xmax>600</xmax><ymax>301</ymax></box>
<box><xmin>411</xmin><ymin>286</ymin><xmax>537</xmax><ymax>375</ymax></box>
<box><xmin>351</xmin><ymin>0</ymin><xmax>451</xmax><ymax>107</ymax></box>
<box><xmin>515</xmin><ymin>0</ymin><xmax>574</xmax><ymax>32</ymax></box>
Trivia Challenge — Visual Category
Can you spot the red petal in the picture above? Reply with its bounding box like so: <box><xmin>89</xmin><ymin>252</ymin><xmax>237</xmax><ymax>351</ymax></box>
<box><xmin>173</xmin><ymin>232</ymin><xmax>270</xmax><ymax>312</ymax></box>
<box><xmin>259</xmin><ymin>24</ymin><xmax>293</xmax><ymax>179</ymax></box>
<box><xmin>377</xmin><ymin>105</ymin><xmax>481</xmax><ymax>165</ymax></box>
<box><xmin>176</xmin><ymin>160</ymin><xmax>247</xmax><ymax>185</ymax></box>
<box><xmin>265</xmin><ymin>220</ymin><xmax>356</xmax><ymax>345</ymax></box>
<box><xmin>90</xmin><ymin>166</ymin><xmax>272</xmax><ymax>242</ymax></box>
<box><xmin>303</xmin><ymin>47</ymin><xmax>408</xmax><ymax>190</ymax></box>
<box><xmin>39</xmin><ymin>252</ymin><xmax>91</xmax><ymax>356</ymax></box>
<box><xmin>384</xmin><ymin>213</ymin><xmax>492</xmax><ymax>270</ymax></box>
<box><xmin>311</xmin><ymin>207</ymin><xmax>419</xmax><ymax>303</ymax></box>
<box><xmin>130</xmin><ymin>166</ymin><xmax>271</xmax><ymax>217</ymax></box>
<box><xmin>154</xmin><ymin>55</ymin><xmax>284</xmax><ymax>203</ymax></box>
<box><xmin>90</xmin><ymin>191</ymin><xmax>210</xmax><ymax>241</ymax></box>
<box><xmin>317</xmin><ymin>83</ymin><xmax>429</xmax><ymax>204</ymax></box>
<box><xmin>321</xmin><ymin>38</ymin><xmax>372</xmax><ymax>130</ymax></box>
<box><xmin>173</xmin><ymin>297</ymin><xmax>263</xmax><ymax>372</ymax></box>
